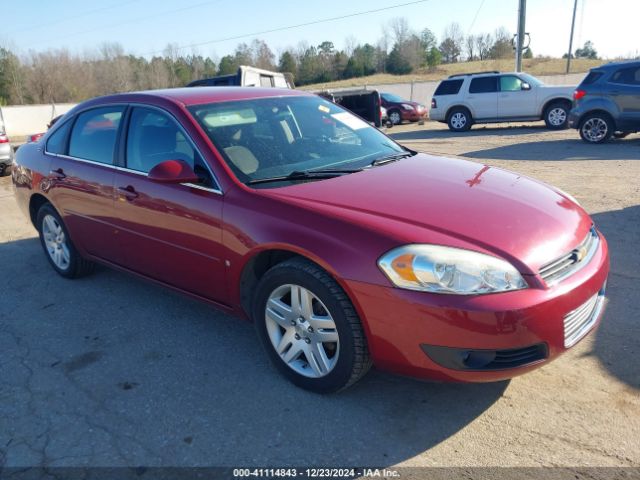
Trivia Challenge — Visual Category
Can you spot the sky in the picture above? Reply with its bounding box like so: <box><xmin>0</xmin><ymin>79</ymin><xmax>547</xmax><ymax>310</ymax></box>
<box><xmin>3</xmin><ymin>0</ymin><xmax>639</xmax><ymax>61</ymax></box>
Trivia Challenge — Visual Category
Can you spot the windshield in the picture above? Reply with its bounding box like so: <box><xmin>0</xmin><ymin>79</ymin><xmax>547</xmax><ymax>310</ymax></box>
<box><xmin>188</xmin><ymin>96</ymin><xmax>404</xmax><ymax>186</ymax></box>
<box><xmin>382</xmin><ymin>93</ymin><xmax>406</xmax><ymax>103</ymax></box>
<box><xmin>520</xmin><ymin>73</ymin><xmax>543</xmax><ymax>87</ymax></box>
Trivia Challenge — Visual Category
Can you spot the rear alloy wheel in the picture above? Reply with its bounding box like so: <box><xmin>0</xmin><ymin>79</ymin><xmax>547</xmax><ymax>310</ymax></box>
<box><xmin>253</xmin><ymin>258</ymin><xmax>371</xmax><ymax>393</ymax></box>
<box><xmin>388</xmin><ymin>109</ymin><xmax>402</xmax><ymax>125</ymax></box>
<box><xmin>544</xmin><ymin>103</ymin><xmax>569</xmax><ymax>130</ymax></box>
<box><xmin>447</xmin><ymin>108</ymin><xmax>472</xmax><ymax>132</ymax></box>
<box><xmin>579</xmin><ymin>113</ymin><xmax>614</xmax><ymax>144</ymax></box>
<box><xmin>36</xmin><ymin>203</ymin><xmax>94</xmax><ymax>278</ymax></box>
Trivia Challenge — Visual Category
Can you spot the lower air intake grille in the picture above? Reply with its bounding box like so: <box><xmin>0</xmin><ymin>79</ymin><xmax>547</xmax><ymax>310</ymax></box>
<box><xmin>564</xmin><ymin>285</ymin><xmax>606</xmax><ymax>348</ymax></box>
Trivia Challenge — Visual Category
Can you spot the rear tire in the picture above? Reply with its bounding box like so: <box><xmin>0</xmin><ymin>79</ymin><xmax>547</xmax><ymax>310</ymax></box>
<box><xmin>447</xmin><ymin>108</ymin><xmax>472</xmax><ymax>132</ymax></box>
<box><xmin>544</xmin><ymin>102</ymin><xmax>570</xmax><ymax>130</ymax></box>
<box><xmin>36</xmin><ymin>203</ymin><xmax>95</xmax><ymax>278</ymax></box>
<box><xmin>579</xmin><ymin>113</ymin><xmax>614</xmax><ymax>144</ymax></box>
<box><xmin>0</xmin><ymin>165</ymin><xmax>10</xmax><ymax>177</ymax></box>
<box><xmin>253</xmin><ymin>258</ymin><xmax>371</xmax><ymax>393</ymax></box>
<box><xmin>613</xmin><ymin>131</ymin><xmax>630</xmax><ymax>139</ymax></box>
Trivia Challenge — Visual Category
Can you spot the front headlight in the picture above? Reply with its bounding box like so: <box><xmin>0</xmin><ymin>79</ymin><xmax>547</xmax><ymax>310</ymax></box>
<box><xmin>378</xmin><ymin>245</ymin><xmax>528</xmax><ymax>294</ymax></box>
<box><xmin>401</xmin><ymin>103</ymin><xmax>415</xmax><ymax>110</ymax></box>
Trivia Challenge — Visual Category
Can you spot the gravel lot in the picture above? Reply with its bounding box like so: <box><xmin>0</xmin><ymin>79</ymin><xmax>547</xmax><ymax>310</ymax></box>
<box><xmin>1</xmin><ymin>122</ymin><xmax>638</xmax><ymax>471</ymax></box>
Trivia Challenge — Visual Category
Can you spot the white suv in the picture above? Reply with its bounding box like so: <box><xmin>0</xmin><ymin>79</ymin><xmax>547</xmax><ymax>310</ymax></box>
<box><xmin>429</xmin><ymin>71</ymin><xmax>575</xmax><ymax>132</ymax></box>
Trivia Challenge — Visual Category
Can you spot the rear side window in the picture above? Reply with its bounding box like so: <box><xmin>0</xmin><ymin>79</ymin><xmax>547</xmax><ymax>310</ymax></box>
<box><xmin>610</xmin><ymin>67</ymin><xmax>640</xmax><ymax>85</ymax></box>
<box><xmin>68</xmin><ymin>107</ymin><xmax>124</xmax><ymax>164</ymax></box>
<box><xmin>434</xmin><ymin>79</ymin><xmax>463</xmax><ymax>96</ymax></box>
<box><xmin>469</xmin><ymin>77</ymin><xmax>498</xmax><ymax>93</ymax></box>
<box><xmin>46</xmin><ymin>120</ymin><xmax>72</xmax><ymax>155</ymax></box>
<box><xmin>582</xmin><ymin>71</ymin><xmax>603</xmax><ymax>85</ymax></box>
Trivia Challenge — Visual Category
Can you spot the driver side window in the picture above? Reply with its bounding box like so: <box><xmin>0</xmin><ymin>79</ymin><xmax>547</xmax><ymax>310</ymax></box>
<box><xmin>500</xmin><ymin>76</ymin><xmax>524</xmax><ymax>92</ymax></box>
<box><xmin>126</xmin><ymin>107</ymin><xmax>215</xmax><ymax>188</ymax></box>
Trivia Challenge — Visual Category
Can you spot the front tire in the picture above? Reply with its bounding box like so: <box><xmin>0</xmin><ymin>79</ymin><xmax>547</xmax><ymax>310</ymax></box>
<box><xmin>388</xmin><ymin>109</ymin><xmax>402</xmax><ymax>125</ymax></box>
<box><xmin>36</xmin><ymin>203</ymin><xmax>94</xmax><ymax>278</ymax></box>
<box><xmin>544</xmin><ymin>102</ymin><xmax>570</xmax><ymax>130</ymax></box>
<box><xmin>253</xmin><ymin>258</ymin><xmax>371</xmax><ymax>393</ymax></box>
<box><xmin>447</xmin><ymin>108</ymin><xmax>472</xmax><ymax>132</ymax></box>
<box><xmin>579</xmin><ymin>113</ymin><xmax>614</xmax><ymax>143</ymax></box>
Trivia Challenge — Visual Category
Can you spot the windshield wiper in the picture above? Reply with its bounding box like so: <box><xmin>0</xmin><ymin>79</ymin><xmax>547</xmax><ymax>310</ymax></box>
<box><xmin>370</xmin><ymin>151</ymin><xmax>414</xmax><ymax>167</ymax></box>
<box><xmin>246</xmin><ymin>168</ymin><xmax>361</xmax><ymax>186</ymax></box>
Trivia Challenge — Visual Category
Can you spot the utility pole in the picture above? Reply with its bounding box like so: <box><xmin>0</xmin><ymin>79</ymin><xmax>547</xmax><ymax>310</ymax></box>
<box><xmin>566</xmin><ymin>0</ymin><xmax>578</xmax><ymax>73</ymax></box>
<box><xmin>515</xmin><ymin>0</ymin><xmax>526</xmax><ymax>72</ymax></box>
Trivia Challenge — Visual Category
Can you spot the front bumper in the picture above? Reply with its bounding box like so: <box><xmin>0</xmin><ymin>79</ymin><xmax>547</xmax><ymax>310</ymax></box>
<box><xmin>345</xmin><ymin>232</ymin><xmax>609</xmax><ymax>382</ymax></box>
<box><xmin>403</xmin><ymin>109</ymin><xmax>427</xmax><ymax>122</ymax></box>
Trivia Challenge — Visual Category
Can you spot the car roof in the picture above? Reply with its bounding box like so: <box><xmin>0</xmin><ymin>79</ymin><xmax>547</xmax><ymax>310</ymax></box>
<box><xmin>593</xmin><ymin>60</ymin><xmax>640</xmax><ymax>70</ymax></box>
<box><xmin>96</xmin><ymin>87</ymin><xmax>310</xmax><ymax>107</ymax></box>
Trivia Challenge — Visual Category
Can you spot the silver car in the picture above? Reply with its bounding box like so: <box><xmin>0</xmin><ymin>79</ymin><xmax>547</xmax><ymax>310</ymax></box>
<box><xmin>0</xmin><ymin>128</ymin><xmax>12</xmax><ymax>176</ymax></box>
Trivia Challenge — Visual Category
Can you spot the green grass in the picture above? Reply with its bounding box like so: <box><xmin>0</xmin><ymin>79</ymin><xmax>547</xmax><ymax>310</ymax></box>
<box><xmin>300</xmin><ymin>58</ymin><xmax>603</xmax><ymax>90</ymax></box>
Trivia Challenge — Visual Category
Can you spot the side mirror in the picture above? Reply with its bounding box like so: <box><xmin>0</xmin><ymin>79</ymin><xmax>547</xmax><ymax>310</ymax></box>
<box><xmin>147</xmin><ymin>159</ymin><xmax>200</xmax><ymax>184</ymax></box>
<box><xmin>522</xmin><ymin>82</ymin><xmax>532</xmax><ymax>91</ymax></box>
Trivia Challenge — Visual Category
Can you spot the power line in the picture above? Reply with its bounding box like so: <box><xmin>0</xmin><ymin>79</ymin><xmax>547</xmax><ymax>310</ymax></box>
<box><xmin>141</xmin><ymin>0</ymin><xmax>432</xmax><ymax>56</ymax></box>
<box><xmin>467</xmin><ymin>0</ymin><xmax>486</xmax><ymax>35</ymax></box>
<box><xmin>5</xmin><ymin>0</ymin><xmax>144</xmax><ymax>36</ymax></box>
<box><xmin>23</xmin><ymin>0</ymin><xmax>224</xmax><ymax>49</ymax></box>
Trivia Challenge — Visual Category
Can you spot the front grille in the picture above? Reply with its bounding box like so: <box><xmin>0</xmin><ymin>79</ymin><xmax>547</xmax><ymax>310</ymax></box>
<box><xmin>539</xmin><ymin>227</ymin><xmax>599</xmax><ymax>285</ymax></box>
<box><xmin>564</xmin><ymin>285</ymin><xmax>606</xmax><ymax>348</ymax></box>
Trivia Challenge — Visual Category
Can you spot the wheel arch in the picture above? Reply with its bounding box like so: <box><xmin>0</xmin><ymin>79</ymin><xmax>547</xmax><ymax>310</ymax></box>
<box><xmin>578</xmin><ymin>109</ymin><xmax>616</xmax><ymax>129</ymax></box>
<box><xmin>541</xmin><ymin>97</ymin><xmax>572</xmax><ymax>118</ymax></box>
<box><xmin>28</xmin><ymin>193</ymin><xmax>52</xmax><ymax>228</ymax></box>
<box><xmin>445</xmin><ymin>104</ymin><xmax>473</xmax><ymax>121</ymax></box>
<box><xmin>236</xmin><ymin>245</ymin><xmax>369</xmax><ymax>336</ymax></box>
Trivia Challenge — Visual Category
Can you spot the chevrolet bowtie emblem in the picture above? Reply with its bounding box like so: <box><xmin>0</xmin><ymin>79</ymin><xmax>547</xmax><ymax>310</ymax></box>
<box><xmin>575</xmin><ymin>246</ymin><xmax>588</xmax><ymax>262</ymax></box>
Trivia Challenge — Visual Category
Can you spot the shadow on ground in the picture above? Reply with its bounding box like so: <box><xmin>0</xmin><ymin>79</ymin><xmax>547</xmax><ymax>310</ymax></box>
<box><xmin>0</xmin><ymin>237</ymin><xmax>507</xmax><ymax>467</ymax></box>
<box><xmin>389</xmin><ymin>124</ymin><xmax>548</xmax><ymax>141</ymax></box>
<box><xmin>591</xmin><ymin>205</ymin><xmax>640</xmax><ymax>391</ymax></box>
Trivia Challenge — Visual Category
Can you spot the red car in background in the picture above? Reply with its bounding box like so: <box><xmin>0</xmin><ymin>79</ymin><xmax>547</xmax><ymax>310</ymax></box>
<box><xmin>13</xmin><ymin>87</ymin><xmax>608</xmax><ymax>393</ymax></box>
<box><xmin>381</xmin><ymin>92</ymin><xmax>427</xmax><ymax>125</ymax></box>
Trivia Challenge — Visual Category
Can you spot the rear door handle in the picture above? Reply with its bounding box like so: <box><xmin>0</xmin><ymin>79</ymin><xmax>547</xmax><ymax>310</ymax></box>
<box><xmin>50</xmin><ymin>168</ymin><xmax>66</xmax><ymax>179</ymax></box>
<box><xmin>118</xmin><ymin>185</ymin><xmax>139</xmax><ymax>199</ymax></box>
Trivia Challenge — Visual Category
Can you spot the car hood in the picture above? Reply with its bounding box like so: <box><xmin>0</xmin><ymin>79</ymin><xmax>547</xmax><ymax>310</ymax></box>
<box><xmin>538</xmin><ymin>85</ymin><xmax>575</xmax><ymax>96</ymax></box>
<box><xmin>263</xmin><ymin>154</ymin><xmax>592</xmax><ymax>274</ymax></box>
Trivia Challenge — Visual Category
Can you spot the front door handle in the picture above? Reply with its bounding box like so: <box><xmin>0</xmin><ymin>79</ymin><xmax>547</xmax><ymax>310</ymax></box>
<box><xmin>118</xmin><ymin>185</ymin><xmax>139</xmax><ymax>200</ymax></box>
<box><xmin>50</xmin><ymin>168</ymin><xmax>66</xmax><ymax>180</ymax></box>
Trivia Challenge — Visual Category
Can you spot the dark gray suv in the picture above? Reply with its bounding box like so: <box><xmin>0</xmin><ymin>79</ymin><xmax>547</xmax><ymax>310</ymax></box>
<box><xmin>569</xmin><ymin>61</ymin><xmax>640</xmax><ymax>143</ymax></box>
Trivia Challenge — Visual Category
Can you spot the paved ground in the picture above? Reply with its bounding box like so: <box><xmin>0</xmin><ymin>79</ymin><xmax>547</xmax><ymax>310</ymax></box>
<box><xmin>0</xmin><ymin>122</ymin><xmax>639</xmax><ymax>469</ymax></box>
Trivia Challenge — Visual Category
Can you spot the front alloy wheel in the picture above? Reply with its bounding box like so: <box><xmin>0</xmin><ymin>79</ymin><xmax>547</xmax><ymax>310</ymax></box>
<box><xmin>254</xmin><ymin>258</ymin><xmax>371</xmax><ymax>393</ymax></box>
<box><xmin>545</xmin><ymin>104</ymin><xmax>569</xmax><ymax>129</ymax></box>
<box><xmin>265</xmin><ymin>284</ymin><xmax>339</xmax><ymax>378</ymax></box>
<box><xmin>389</xmin><ymin>110</ymin><xmax>402</xmax><ymax>125</ymax></box>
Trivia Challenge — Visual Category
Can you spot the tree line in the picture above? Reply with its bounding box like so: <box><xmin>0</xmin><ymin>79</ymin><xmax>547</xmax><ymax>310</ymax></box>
<box><xmin>0</xmin><ymin>18</ymin><xmax>600</xmax><ymax>105</ymax></box>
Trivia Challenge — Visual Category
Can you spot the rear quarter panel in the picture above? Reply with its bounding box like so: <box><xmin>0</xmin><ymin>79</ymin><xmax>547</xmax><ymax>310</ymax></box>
<box><xmin>12</xmin><ymin>142</ymin><xmax>51</xmax><ymax>222</ymax></box>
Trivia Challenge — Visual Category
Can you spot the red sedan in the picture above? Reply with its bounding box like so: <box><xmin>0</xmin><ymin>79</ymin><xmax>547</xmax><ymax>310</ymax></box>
<box><xmin>12</xmin><ymin>88</ymin><xmax>609</xmax><ymax>393</ymax></box>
